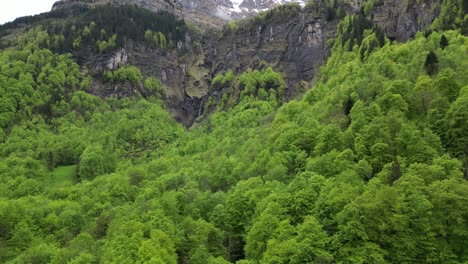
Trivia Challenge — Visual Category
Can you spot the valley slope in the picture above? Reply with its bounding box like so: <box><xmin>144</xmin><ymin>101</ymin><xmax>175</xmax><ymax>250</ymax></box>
<box><xmin>0</xmin><ymin>0</ymin><xmax>467</xmax><ymax>263</ymax></box>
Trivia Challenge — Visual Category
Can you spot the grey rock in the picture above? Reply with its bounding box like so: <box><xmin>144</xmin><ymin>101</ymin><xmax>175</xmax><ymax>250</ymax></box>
<box><xmin>107</xmin><ymin>48</ymin><xmax>128</xmax><ymax>70</ymax></box>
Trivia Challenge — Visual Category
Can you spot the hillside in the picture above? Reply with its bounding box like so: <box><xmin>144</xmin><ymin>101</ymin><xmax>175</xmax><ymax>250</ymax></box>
<box><xmin>1</xmin><ymin>0</ymin><xmax>451</xmax><ymax>126</ymax></box>
<box><xmin>0</xmin><ymin>0</ymin><xmax>467</xmax><ymax>263</ymax></box>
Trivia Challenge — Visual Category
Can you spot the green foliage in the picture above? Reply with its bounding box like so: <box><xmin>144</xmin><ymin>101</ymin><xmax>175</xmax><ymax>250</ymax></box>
<box><xmin>1</xmin><ymin>8</ymin><xmax>468</xmax><ymax>264</ymax></box>
<box><xmin>51</xmin><ymin>165</ymin><xmax>77</xmax><ymax>186</ymax></box>
<box><xmin>334</xmin><ymin>14</ymin><xmax>385</xmax><ymax>52</ymax></box>
<box><xmin>444</xmin><ymin>86</ymin><xmax>468</xmax><ymax>158</ymax></box>
<box><xmin>144</xmin><ymin>77</ymin><xmax>163</xmax><ymax>97</ymax></box>
<box><xmin>212</xmin><ymin>70</ymin><xmax>235</xmax><ymax>89</ymax></box>
<box><xmin>78</xmin><ymin>145</ymin><xmax>116</xmax><ymax>180</ymax></box>
<box><xmin>325</xmin><ymin>0</ymin><xmax>347</xmax><ymax>21</ymax></box>
<box><xmin>359</xmin><ymin>30</ymin><xmax>383</xmax><ymax>60</ymax></box>
<box><xmin>212</xmin><ymin>74</ymin><xmax>225</xmax><ymax>88</ymax></box>
<box><xmin>363</xmin><ymin>0</ymin><xmax>384</xmax><ymax>15</ymax></box>
<box><xmin>0</xmin><ymin>27</ymin><xmax>81</xmax><ymax>128</ymax></box>
<box><xmin>440</xmin><ymin>34</ymin><xmax>449</xmax><ymax>49</ymax></box>
<box><xmin>261</xmin><ymin>217</ymin><xmax>332</xmax><ymax>263</ymax></box>
<box><xmin>97</xmin><ymin>34</ymin><xmax>117</xmax><ymax>53</ymax></box>
<box><xmin>104</xmin><ymin>65</ymin><xmax>143</xmax><ymax>85</ymax></box>
<box><xmin>144</xmin><ymin>30</ymin><xmax>168</xmax><ymax>48</ymax></box>
<box><xmin>226</xmin><ymin>21</ymin><xmax>239</xmax><ymax>32</ymax></box>
<box><xmin>237</xmin><ymin>3</ymin><xmax>302</xmax><ymax>28</ymax></box>
<box><xmin>0</xmin><ymin>5</ymin><xmax>187</xmax><ymax>54</ymax></box>
<box><xmin>238</xmin><ymin>67</ymin><xmax>285</xmax><ymax>102</ymax></box>
<box><xmin>432</xmin><ymin>0</ymin><xmax>468</xmax><ymax>34</ymax></box>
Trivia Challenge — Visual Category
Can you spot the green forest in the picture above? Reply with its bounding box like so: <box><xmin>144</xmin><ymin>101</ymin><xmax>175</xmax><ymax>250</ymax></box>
<box><xmin>0</xmin><ymin>1</ymin><xmax>468</xmax><ymax>263</ymax></box>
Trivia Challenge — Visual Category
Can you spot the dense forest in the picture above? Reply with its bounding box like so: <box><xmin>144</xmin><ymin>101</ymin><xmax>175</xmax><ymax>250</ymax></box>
<box><xmin>0</xmin><ymin>5</ymin><xmax>187</xmax><ymax>53</ymax></box>
<box><xmin>0</xmin><ymin>0</ymin><xmax>467</xmax><ymax>263</ymax></box>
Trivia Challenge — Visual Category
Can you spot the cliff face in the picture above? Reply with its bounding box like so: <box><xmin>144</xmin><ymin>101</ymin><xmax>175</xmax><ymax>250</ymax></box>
<box><xmin>212</xmin><ymin>7</ymin><xmax>336</xmax><ymax>97</ymax></box>
<box><xmin>52</xmin><ymin>0</ymin><xmax>441</xmax><ymax>37</ymax></box>
<box><xmin>48</xmin><ymin>0</ymin><xmax>442</xmax><ymax>126</ymax></box>
<box><xmin>369</xmin><ymin>0</ymin><xmax>442</xmax><ymax>41</ymax></box>
<box><xmin>79</xmin><ymin>36</ymin><xmax>212</xmax><ymax>126</ymax></box>
<box><xmin>60</xmin><ymin>4</ymin><xmax>335</xmax><ymax>126</ymax></box>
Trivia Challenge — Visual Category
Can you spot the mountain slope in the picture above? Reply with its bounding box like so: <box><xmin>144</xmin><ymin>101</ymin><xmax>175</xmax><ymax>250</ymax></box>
<box><xmin>52</xmin><ymin>0</ymin><xmax>307</xmax><ymax>27</ymax></box>
<box><xmin>1</xmin><ymin>24</ymin><xmax>467</xmax><ymax>263</ymax></box>
<box><xmin>0</xmin><ymin>0</ymin><xmax>467</xmax><ymax>263</ymax></box>
<box><xmin>9</xmin><ymin>0</ymin><xmax>442</xmax><ymax>126</ymax></box>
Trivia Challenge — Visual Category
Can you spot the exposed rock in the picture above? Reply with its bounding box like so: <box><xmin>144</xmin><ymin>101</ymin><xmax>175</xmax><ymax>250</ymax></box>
<box><xmin>307</xmin><ymin>22</ymin><xmax>322</xmax><ymax>46</ymax></box>
<box><xmin>107</xmin><ymin>48</ymin><xmax>128</xmax><ymax>70</ymax></box>
<box><xmin>49</xmin><ymin>0</ymin><xmax>442</xmax><ymax>127</ymax></box>
<box><xmin>210</xmin><ymin>6</ymin><xmax>336</xmax><ymax>98</ymax></box>
<box><xmin>369</xmin><ymin>0</ymin><xmax>441</xmax><ymax>41</ymax></box>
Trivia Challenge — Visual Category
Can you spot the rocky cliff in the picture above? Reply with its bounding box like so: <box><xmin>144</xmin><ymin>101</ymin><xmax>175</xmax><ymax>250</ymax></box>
<box><xmin>28</xmin><ymin>0</ymin><xmax>441</xmax><ymax>126</ymax></box>
<box><xmin>368</xmin><ymin>0</ymin><xmax>442</xmax><ymax>41</ymax></box>
<box><xmin>212</xmin><ymin>4</ymin><xmax>336</xmax><ymax>98</ymax></box>
<box><xmin>77</xmin><ymin>4</ymin><xmax>336</xmax><ymax>125</ymax></box>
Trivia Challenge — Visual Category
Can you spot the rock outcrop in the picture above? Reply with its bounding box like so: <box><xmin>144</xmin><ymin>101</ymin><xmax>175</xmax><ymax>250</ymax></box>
<box><xmin>106</xmin><ymin>48</ymin><xmax>129</xmax><ymax>70</ymax></box>
<box><xmin>368</xmin><ymin>0</ymin><xmax>442</xmax><ymax>41</ymax></box>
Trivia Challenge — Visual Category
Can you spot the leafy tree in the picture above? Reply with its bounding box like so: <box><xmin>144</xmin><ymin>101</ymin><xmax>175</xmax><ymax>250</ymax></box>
<box><xmin>245</xmin><ymin>202</ymin><xmax>285</xmax><ymax>261</ymax></box>
<box><xmin>413</xmin><ymin>75</ymin><xmax>435</xmax><ymax>114</ymax></box>
<box><xmin>434</xmin><ymin>68</ymin><xmax>460</xmax><ymax>102</ymax></box>
<box><xmin>136</xmin><ymin>230</ymin><xmax>177</xmax><ymax>264</ymax></box>
<box><xmin>432</xmin><ymin>0</ymin><xmax>468</xmax><ymax>34</ymax></box>
<box><xmin>444</xmin><ymin>86</ymin><xmax>468</xmax><ymax>159</ymax></box>
<box><xmin>261</xmin><ymin>217</ymin><xmax>332</xmax><ymax>263</ymax></box>
<box><xmin>78</xmin><ymin>145</ymin><xmax>116</xmax><ymax>180</ymax></box>
<box><xmin>144</xmin><ymin>77</ymin><xmax>163</xmax><ymax>97</ymax></box>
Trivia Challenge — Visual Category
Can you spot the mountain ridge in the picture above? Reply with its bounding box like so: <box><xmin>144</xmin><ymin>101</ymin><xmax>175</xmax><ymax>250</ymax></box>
<box><xmin>51</xmin><ymin>0</ymin><xmax>308</xmax><ymax>27</ymax></box>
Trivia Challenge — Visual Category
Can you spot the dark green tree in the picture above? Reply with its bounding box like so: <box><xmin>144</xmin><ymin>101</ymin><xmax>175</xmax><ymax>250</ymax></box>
<box><xmin>440</xmin><ymin>34</ymin><xmax>449</xmax><ymax>49</ymax></box>
<box><xmin>424</xmin><ymin>51</ymin><xmax>439</xmax><ymax>76</ymax></box>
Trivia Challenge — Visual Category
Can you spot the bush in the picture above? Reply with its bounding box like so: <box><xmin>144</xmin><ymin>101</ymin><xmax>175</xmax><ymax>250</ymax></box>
<box><xmin>103</xmin><ymin>66</ymin><xmax>142</xmax><ymax>85</ymax></box>
<box><xmin>78</xmin><ymin>145</ymin><xmax>116</xmax><ymax>180</ymax></box>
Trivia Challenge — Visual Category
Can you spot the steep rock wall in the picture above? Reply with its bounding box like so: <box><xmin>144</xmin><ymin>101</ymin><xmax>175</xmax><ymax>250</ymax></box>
<box><xmin>212</xmin><ymin>8</ymin><xmax>337</xmax><ymax>97</ymax></box>
<box><xmin>369</xmin><ymin>0</ymin><xmax>442</xmax><ymax>41</ymax></box>
<box><xmin>50</xmin><ymin>0</ymin><xmax>442</xmax><ymax>126</ymax></box>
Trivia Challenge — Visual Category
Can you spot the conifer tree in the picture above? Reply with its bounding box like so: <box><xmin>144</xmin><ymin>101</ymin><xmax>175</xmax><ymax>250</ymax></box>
<box><xmin>424</xmin><ymin>51</ymin><xmax>439</xmax><ymax>76</ymax></box>
<box><xmin>440</xmin><ymin>34</ymin><xmax>449</xmax><ymax>49</ymax></box>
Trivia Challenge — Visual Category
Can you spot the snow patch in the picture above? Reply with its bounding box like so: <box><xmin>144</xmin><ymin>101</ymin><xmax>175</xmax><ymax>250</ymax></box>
<box><xmin>230</xmin><ymin>0</ymin><xmax>244</xmax><ymax>12</ymax></box>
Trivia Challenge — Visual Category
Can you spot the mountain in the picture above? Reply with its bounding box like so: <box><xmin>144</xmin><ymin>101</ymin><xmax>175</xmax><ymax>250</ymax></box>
<box><xmin>46</xmin><ymin>0</ymin><xmax>443</xmax><ymax>126</ymax></box>
<box><xmin>1</xmin><ymin>0</ymin><xmax>468</xmax><ymax>263</ymax></box>
<box><xmin>52</xmin><ymin>0</ymin><xmax>307</xmax><ymax>27</ymax></box>
<box><xmin>218</xmin><ymin>0</ymin><xmax>307</xmax><ymax>19</ymax></box>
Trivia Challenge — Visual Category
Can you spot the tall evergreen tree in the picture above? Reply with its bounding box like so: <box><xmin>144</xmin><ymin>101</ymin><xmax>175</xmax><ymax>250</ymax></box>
<box><xmin>424</xmin><ymin>51</ymin><xmax>439</xmax><ymax>76</ymax></box>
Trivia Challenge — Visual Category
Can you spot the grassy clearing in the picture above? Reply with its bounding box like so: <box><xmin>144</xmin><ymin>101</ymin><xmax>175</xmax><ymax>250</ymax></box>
<box><xmin>50</xmin><ymin>165</ymin><xmax>77</xmax><ymax>186</ymax></box>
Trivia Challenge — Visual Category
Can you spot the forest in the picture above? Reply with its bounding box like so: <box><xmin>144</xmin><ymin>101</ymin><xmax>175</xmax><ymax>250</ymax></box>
<box><xmin>0</xmin><ymin>0</ymin><xmax>467</xmax><ymax>263</ymax></box>
<box><xmin>0</xmin><ymin>5</ymin><xmax>187</xmax><ymax>53</ymax></box>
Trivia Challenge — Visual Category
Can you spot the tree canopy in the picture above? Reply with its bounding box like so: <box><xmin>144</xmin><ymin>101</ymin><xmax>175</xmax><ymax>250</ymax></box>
<box><xmin>0</xmin><ymin>3</ymin><xmax>467</xmax><ymax>264</ymax></box>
